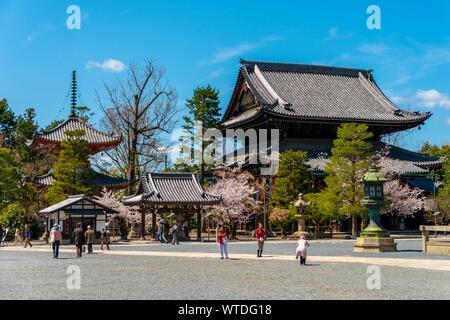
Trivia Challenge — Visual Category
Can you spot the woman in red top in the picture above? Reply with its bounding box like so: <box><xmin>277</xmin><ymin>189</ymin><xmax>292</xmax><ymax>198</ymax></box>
<box><xmin>255</xmin><ymin>223</ymin><xmax>267</xmax><ymax>257</ymax></box>
<box><xmin>216</xmin><ymin>226</ymin><xmax>229</xmax><ymax>259</ymax></box>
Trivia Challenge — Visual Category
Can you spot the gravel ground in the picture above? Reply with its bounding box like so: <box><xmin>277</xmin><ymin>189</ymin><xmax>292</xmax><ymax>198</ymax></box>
<box><xmin>1</xmin><ymin>241</ymin><xmax>450</xmax><ymax>300</ymax></box>
<box><xmin>107</xmin><ymin>239</ymin><xmax>450</xmax><ymax>260</ymax></box>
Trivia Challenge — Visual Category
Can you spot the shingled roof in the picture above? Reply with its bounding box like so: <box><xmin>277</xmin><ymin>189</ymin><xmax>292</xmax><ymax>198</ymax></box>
<box><xmin>226</xmin><ymin>138</ymin><xmax>442</xmax><ymax>177</ymax></box>
<box><xmin>29</xmin><ymin>116</ymin><xmax>121</xmax><ymax>153</ymax></box>
<box><xmin>223</xmin><ymin>59</ymin><xmax>431</xmax><ymax>128</ymax></box>
<box><xmin>123</xmin><ymin>172</ymin><xmax>221</xmax><ymax>206</ymax></box>
<box><xmin>33</xmin><ymin>169</ymin><xmax>129</xmax><ymax>189</ymax></box>
<box><xmin>39</xmin><ymin>194</ymin><xmax>119</xmax><ymax>214</ymax></box>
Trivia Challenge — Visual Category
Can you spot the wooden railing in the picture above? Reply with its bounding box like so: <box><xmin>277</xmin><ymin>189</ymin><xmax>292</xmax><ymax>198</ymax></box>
<box><xmin>419</xmin><ymin>225</ymin><xmax>450</xmax><ymax>254</ymax></box>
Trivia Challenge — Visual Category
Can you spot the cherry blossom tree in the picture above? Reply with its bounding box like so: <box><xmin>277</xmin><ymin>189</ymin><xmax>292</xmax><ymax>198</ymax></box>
<box><xmin>382</xmin><ymin>179</ymin><xmax>427</xmax><ymax>216</ymax></box>
<box><xmin>375</xmin><ymin>147</ymin><xmax>427</xmax><ymax>216</ymax></box>
<box><xmin>205</xmin><ymin>168</ymin><xmax>258</xmax><ymax>228</ymax></box>
<box><xmin>94</xmin><ymin>187</ymin><xmax>147</xmax><ymax>237</ymax></box>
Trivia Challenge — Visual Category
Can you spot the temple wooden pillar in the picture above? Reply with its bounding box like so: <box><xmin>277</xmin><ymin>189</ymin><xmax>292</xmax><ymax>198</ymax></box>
<box><xmin>152</xmin><ymin>208</ymin><xmax>157</xmax><ymax>239</ymax></box>
<box><xmin>196</xmin><ymin>209</ymin><xmax>202</xmax><ymax>241</ymax></box>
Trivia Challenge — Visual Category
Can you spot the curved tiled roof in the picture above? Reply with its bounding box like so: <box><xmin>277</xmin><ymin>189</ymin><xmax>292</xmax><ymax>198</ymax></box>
<box><xmin>30</xmin><ymin>116</ymin><xmax>121</xmax><ymax>151</ymax></box>
<box><xmin>123</xmin><ymin>172</ymin><xmax>221</xmax><ymax>206</ymax></box>
<box><xmin>39</xmin><ymin>194</ymin><xmax>119</xmax><ymax>214</ymax></box>
<box><xmin>33</xmin><ymin>169</ymin><xmax>129</xmax><ymax>189</ymax></box>
<box><xmin>223</xmin><ymin>60</ymin><xmax>431</xmax><ymax>127</ymax></box>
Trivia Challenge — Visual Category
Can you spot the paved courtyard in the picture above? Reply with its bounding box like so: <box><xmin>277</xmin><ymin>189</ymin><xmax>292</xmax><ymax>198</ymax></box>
<box><xmin>1</xmin><ymin>239</ymin><xmax>450</xmax><ymax>300</ymax></box>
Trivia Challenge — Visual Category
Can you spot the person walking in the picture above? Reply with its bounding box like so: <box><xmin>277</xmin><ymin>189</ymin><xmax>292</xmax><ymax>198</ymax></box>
<box><xmin>100</xmin><ymin>228</ymin><xmax>110</xmax><ymax>251</ymax></box>
<box><xmin>23</xmin><ymin>225</ymin><xmax>33</xmax><ymax>248</ymax></box>
<box><xmin>171</xmin><ymin>221</ymin><xmax>179</xmax><ymax>245</ymax></box>
<box><xmin>50</xmin><ymin>224</ymin><xmax>62</xmax><ymax>259</ymax></box>
<box><xmin>164</xmin><ymin>220</ymin><xmax>170</xmax><ymax>244</ymax></box>
<box><xmin>0</xmin><ymin>228</ymin><xmax>8</xmax><ymax>247</ymax></box>
<box><xmin>85</xmin><ymin>225</ymin><xmax>95</xmax><ymax>254</ymax></box>
<box><xmin>216</xmin><ymin>226</ymin><xmax>229</xmax><ymax>259</ymax></box>
<box><xmin>295</xmin><ymin>235</ymin><xmax>310</xmax><ymax>266</ymax></box>
<box><xmin>14</xmin><ymin>228</ymin><xmax>21</xmax><ymax>245</ymax></box>
<box><xmin>72</xmin><ymin>223</ymin><xmax>85</xmax><ymax>258</ymax></box>
<box><xmin>182</xmin><ymin>221</ymin><xmax>189</xmax><ymax>239</ymax></box>
<box><xmin>157</xmin><ymin>219</ymin><xmax>165</xmax><ymax>244</ymax></box>
<box><xmin>255</xmin><ymin>223</ymin><xmax>267</xmax><ymax>258</ymax></box>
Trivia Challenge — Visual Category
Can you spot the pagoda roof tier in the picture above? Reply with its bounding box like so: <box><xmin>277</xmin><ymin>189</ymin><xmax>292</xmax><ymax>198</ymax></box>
<box><xmin>123</xmin><ymin>172</ymin><xmax>221</xmax><ymax>206</ymax></box>
<box><xmin>29</xmin><ymin>116</ymin><xmax>121</xmax><ymax>154</ymax></box>
<box><xmin>33</xmin><ymin>169</ymin><xmax>129</xmax><ymax>190</ymax></box>
<box><xmin>222</xmin><ymin>60</ymin><xmax>431</xmax><ymax>133</ymax></box>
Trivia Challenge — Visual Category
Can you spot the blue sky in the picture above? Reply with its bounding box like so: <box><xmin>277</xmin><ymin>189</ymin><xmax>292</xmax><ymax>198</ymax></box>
<box><xmin>1</xmin><ymin>0</ymin><xmax>450</xmax><ymax>151</ymax></box>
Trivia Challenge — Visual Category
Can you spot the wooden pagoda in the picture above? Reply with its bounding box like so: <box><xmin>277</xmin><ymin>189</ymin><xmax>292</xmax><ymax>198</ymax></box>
<box><xmin>29</xmin><ymin>71</ymin><xmax>128</xmax><ymax>190</ymax></box>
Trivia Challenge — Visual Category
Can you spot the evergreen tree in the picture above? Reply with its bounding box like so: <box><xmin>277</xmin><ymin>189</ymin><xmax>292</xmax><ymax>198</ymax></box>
<box><xmin>272</xmin><ymin>150</ymin><xmax>311</xmax><ymax>208</ymax></box>
<box><xmin>182</xmin><ymin>85</ymin><xmax>221</xmax><ymax>181</ymax></box>
<box><xmin>324</xmin><ymin>123</ymin><xmax>373</xmax><ymax>236</ymax></box>
<box><xmin>14</xmin><ymin>108</ymin><xmax>38</xmax><ymax>160</ymax></box>
<box><xmin>0</xmin><ymin>98</ymin><xmax>17</xmax><ymax>147</ymax></box>
<box><xmin>0</xmin><ymin>147</ymin><xmax>22</xmax><ymax>205</ymax></box>
<box><xmin>46</xmin><ymin>130</ymin><xmax>95</xmax><ymax>204</ymax></box>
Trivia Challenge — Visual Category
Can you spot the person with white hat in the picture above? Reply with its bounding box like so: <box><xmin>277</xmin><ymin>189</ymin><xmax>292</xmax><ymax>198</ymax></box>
<box><xmin>49</xmin><ymin>224</ymin><xmax>62</xmax><ymax>259</ymax></box>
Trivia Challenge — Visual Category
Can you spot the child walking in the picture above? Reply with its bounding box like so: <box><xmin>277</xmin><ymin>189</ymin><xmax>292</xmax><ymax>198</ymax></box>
<box><xmin>295</xmin><ymin>235</ymin><xmax>310</xmax><ymax>266</ymax></box>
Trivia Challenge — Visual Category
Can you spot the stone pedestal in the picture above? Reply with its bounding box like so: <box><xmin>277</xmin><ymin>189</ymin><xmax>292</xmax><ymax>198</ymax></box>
<box><xmin>293</xmin><ymin>215</ymin><xmax>310</xmax><ymax>237</ymax></box>
<box><xmin>354</xmin><ymin>237</ymin><xmax>397</xmax><ymax>252</ymax></box>
<box><xmin>353</xmin><ymin>220</ymin><xmax>397</xmax><ymax>252</ymax></box>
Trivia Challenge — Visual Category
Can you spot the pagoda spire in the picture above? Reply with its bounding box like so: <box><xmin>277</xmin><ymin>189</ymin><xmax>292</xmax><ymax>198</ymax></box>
<box><xmin>70</xmin><ymin>70</ymin><xmax>78</xmax><ymax>117</ymax></box>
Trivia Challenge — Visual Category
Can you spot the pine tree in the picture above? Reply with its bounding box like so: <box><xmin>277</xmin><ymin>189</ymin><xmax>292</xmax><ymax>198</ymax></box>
<box><xmin>182</xmin><ymin>85</ymin><xmax>221</xmax><ymax>181</ymax></box>
<box><xmin>272</xmin><ymin>150</ymin><xmax>311</xmax><ymax>208</ymax></box>
<box><xmin>46</xmin><ymin>130</ymin><xmax>95</xmax><ymax>204</ymax></box>
<box><xmin>0</xmin><ymin>98</ymin><xmax>17</xmax><ymax>147</ymax></box>
<box><xmin>324</xmin><ymin>123</ymin><xmax>373</xmax><ymax>236</ymax></box>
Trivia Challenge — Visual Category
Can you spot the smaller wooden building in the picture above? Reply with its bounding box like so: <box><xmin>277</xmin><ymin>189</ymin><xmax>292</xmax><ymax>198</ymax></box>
<box><xmin>123</xmin><ymin>172</ymin><xmax>221</xmax><ymax>240</ymax></box>
<box><xmin>39</xmin><ymin>194</ymin><xmax>119</xmax><ymax>239</ymax></box>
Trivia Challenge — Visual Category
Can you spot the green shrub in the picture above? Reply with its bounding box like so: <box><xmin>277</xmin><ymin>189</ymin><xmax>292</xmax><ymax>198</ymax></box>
<box><xmin>0</xmin><ymin>203</ymin><xmax>39</xmax><ymax>240</ymax></box>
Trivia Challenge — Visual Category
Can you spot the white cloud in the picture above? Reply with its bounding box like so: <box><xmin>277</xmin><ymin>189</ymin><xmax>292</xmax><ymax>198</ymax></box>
<box><xmin>26</xmin><ymin>32</ymin><xmax>39</xmax><ymax>43</ymax></box>
<box><xmin>325</xmin><ymin>27</ymin><xmax>353</xmax><ymax>41</ymax></box>
<box><xmin>416</xmin><ymin>89</ymin><xmax>450</xmax><ymax>108</ymax></box>
<box><xmin>358</xmin><ymin>43</ymin><xmax>390</xmax><ymax>55</ymax></box>
<box><xmin>447</xmin><ymin>118</ymin><xmax>450</xmax><ymax>125</ymax></box>
<box><xmin>200</xmin><ymin>35</ymin><xmax>284</xmax><ymax>66</ymax></box>
<box><xmin>390</xmin><ymin>96</ymin><xmax>410</xmax><ymax>105</ymax></box>
<box><xmin>86</xmin><ymin>59</ymin><xmax>126</xmax><ymax>72</ymax></box>
<box><xmin>25</xmin><ymin>22</ymin><xmax>55</xmax><ymax>44</ymax></box>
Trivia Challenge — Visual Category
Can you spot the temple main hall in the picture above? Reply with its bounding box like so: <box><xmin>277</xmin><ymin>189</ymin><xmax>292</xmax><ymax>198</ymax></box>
<box><xmin>222</xmin><ymin>59</ymin><xmax>444</xmax><ymax>231</ymax></box>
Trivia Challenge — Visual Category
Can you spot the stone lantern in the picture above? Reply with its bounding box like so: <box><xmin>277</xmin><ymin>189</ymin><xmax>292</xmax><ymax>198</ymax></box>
<box><xmin>293</xmin><ymin>193</ymin><xmax>311</xmax><ymax>237</ymax></box>
<box><xmin>354</xmin><ymin>167</ymin><xmax>397</xmax><ymax>252</ymax></box>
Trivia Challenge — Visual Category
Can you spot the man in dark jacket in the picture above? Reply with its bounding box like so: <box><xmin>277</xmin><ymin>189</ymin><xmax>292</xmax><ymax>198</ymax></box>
<box><xmin>72</xmin><ymin>223</ymin><xmax>85</xmax><ymax>258</ymax></box>
<box><xmin>24</xmin><ymin>225</ymin><xmax>33</xmax><ymax>248</ymax></box>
